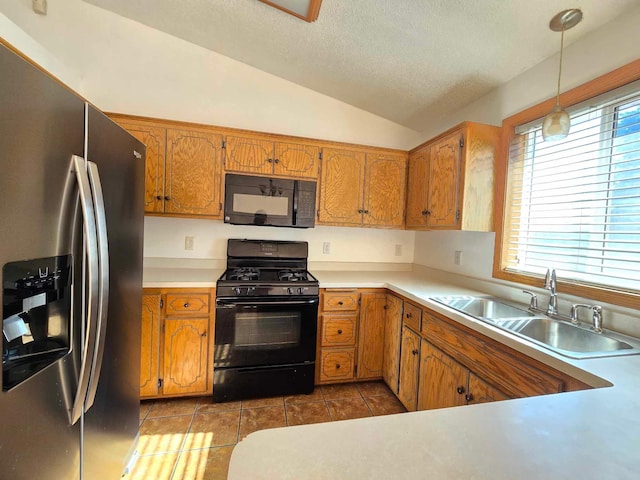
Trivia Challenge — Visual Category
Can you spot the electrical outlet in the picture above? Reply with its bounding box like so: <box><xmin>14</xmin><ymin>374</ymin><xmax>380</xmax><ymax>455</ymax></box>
<box><xmin>184</xmin><ymin>236</ymin><xmax>195</xmax><ymax>251</ymax></box>
<box><xmin>32</xmin><ymin>0</ymin><xmax>47</xmax><ymax>15</ymax></box>
<box><xmin>394</xmin><ymin>244</ymin><xmax>402</xmax><ymax>256</ymax></box>
<box><xmin>322</xmin><ymin>242</ymin><xmax>330</xmax><ymax>254</ymax></box>
<box><xmin>454</xmin><ymin>250</ymin><xmax>463</xmax><ymax>265</ymax></box>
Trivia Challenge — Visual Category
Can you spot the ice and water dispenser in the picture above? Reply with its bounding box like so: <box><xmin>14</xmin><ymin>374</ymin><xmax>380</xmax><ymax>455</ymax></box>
<box><xmin>2</xmin><ymin>255</ymin><xmax>72</xmax><ymax>390</ymax></box>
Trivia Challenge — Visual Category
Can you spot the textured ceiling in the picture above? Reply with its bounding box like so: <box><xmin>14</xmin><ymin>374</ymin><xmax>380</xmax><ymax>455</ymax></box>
<box><xmin>82</xmin><ymin>0</ymin><xmax>639</xmax><ymax>132</ymax></box>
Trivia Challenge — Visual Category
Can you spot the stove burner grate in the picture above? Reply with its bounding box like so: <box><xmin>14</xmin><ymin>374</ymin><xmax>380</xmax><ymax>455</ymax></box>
<box><xmin>228</xmin><ymin>267</ymin><xmax>261</xmax><ymax>281</ymax></box>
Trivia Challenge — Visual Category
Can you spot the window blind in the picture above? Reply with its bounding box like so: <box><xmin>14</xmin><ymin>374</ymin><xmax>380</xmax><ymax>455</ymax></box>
<box><xmin>503</xmin><ymin>80</ymin><xmax>640</xmax><ymax>292</ymax></box>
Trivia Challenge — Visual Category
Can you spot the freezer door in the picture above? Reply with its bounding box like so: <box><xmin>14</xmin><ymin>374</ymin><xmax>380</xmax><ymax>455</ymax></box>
<box><xmin>0</xmin><ymin>44</ymin><xmax>85</xmax><ymax>479</ymax></box>
<box><xmin>83</xmin><ymin>106</ymin><xmax>145</xmax><ymax>479</ymax></box>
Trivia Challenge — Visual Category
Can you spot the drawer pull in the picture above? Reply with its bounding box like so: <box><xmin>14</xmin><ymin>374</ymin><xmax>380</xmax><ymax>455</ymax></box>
<box><xmin>412</xmin><ymin>349</ymin><xmax>419</xmax><ymax>356</ymax></box>
<box><xmin>337</xmin><ymin>329</ymin><xmax>343</xmax><ymax>334</ymax></box>
<box><xmin>465</xmin><ymin>393</ymin><xmax>474</xmax><ymax>402</ymax></box>
<box><xmin>201</xmin><ymin>331</ymin><xmax>207</xmax><ymax>337</ymax></box>
<box><xmin>456</xmin><ymin>386</ymin><xmax>465</xmax><ymax>395</ymax></box>
<box><xmin>406</xmin><ymin>313</ymin><xmax>412</xmax><ymax>318</ymax></box>
<box><xmin>337</xmin><ymin>301</ymin><xmax>344</xmax><ymax>305</ymax></box>
<box><xmin>184</xmin><ymin>303</ymin><xmax>190</xmax><ymax>308</ymax></box>
<box><xmin>335</xmin><ymin>364</ymin><xmax>341</xmax><ymax>369</ymax></box>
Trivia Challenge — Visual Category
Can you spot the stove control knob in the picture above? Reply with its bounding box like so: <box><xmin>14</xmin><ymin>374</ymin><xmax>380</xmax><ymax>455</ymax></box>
<box><xmin>287</xmin><ymin>287</ymin><xmax>295</xmax><ymax>295</ymax></box>
<box><xmin>234</xmin><ymin>287</ymin><xmax>242</xmax><ymax>295</ymax></box>
<box><xmin>298</xmin><ymin>287</ymin><xmax>305</xmax><ymax>294</ymax></box>
<box><xmin>247</xmin><ymin>287</ymin><xmax>256</xmax><ymax>295</ymax></box>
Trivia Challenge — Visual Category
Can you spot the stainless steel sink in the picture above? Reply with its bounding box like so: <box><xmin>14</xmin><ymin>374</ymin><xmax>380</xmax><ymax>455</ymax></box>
<box><xmin>430</xmin><ymin>295</ymin><xmax>640</xmax><ymax>359</ymax></box>
<box><xmin>430</xmin><ymin>296</ymin><xmax>534</xmax><ymax>321</ymax></box>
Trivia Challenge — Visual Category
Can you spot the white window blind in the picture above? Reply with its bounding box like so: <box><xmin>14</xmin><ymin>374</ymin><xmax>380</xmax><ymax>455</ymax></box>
<box><xmin>503</xmin><ymin>80</ymin><xmax>640</xmax><ymax>292</ymax></box>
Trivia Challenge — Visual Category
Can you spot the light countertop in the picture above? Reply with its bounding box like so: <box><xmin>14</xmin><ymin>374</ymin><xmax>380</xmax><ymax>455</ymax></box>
<box><xmin>142</xmin><ymin>264</ymin><xmax>640</xmax><ymax>479</ymax></box>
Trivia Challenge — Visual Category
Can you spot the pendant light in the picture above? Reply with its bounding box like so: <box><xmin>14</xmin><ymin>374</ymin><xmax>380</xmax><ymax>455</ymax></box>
<box><xmin>542</xmin><ymin>9</ymin><xmax>583</xmax><ymax>142</ymax></box>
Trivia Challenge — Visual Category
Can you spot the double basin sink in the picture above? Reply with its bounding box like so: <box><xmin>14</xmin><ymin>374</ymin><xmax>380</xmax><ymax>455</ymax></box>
<box><xmin>430</xmin><ymin>296</ymin><xmax>640</xmax><ymax>359</ymax></box>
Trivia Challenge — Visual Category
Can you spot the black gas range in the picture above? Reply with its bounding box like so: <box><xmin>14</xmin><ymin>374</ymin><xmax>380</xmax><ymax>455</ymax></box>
<box><xmin>213</xmin><ymin>239</ymin><xmax>319</xmax><ymax>402</ymax></box>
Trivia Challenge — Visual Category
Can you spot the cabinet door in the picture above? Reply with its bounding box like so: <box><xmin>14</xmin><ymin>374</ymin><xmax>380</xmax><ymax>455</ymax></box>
<box><xmin>317</xmin><ymin>148</ymin><xmax>365</xmax><ymax>225</ymax></box>
<box><xmin>117</xmin><ymin>121</ymin><xmax>166</xmax><ymax>214</ymax></box>
<box><xmin>356</xmin><ymin>292</ymin><xmax>386</xmax><ymax>379</ymax></box>
<box><xmin>140</xmin><ymin>293</ymin><xmax>161</xmax><ymax>397</ymax></box>
<box><xmin>273</xmin><ymin>142</ymin><xmax>319</xmax><ymax>178</ymax></box>
<box><xmin>224</xmin><ymin>136</ymin><xmax>273</xmax><ymax>175</ymax></box>
<box><xmin>397</xmin><ymin>326</ymin><xmax>421</xmax><ymax>411</ymax></box>
<box><xmin>405</xmin><ymin>147</ymin><xmax>430</xmax><ymax>228</ymax></box>
<box><xmin>362</xmin><ymin>154</ymin><xmax>407</xmax><ymax>227</ymax></box>
<box><xmin>467</xmin><ymin>373</ymin><xmax>509</xmax><ymax>405</ymax></box>
<box><xmin>165</xmin><ymin>129</ymin><xmax>223</xmax><ymax>216</ymax></box>
<box><xmin>382</xmin><ymin>295</ymin><xmax>403</xmax><ymax>393</ymax></box>
<box><xmin>417</xmin><ymin>340</ymin><xmax>467</xmax><ymax>410</ymax></box>
<box><xmin>162</xmin><ymin>317</ymin><xmax>209</xmax><ymax>395</ymax></box>
<box><xmin>427</xmin><ymin>132</ymin><xmax>462</xmax><ymax>228</ymax></box>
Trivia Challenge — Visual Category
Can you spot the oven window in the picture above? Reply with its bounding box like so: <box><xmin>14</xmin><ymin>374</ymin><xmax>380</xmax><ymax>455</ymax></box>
<box><xmin>233</xmin><ymin>193</ymin><xmax>289</xmax><ymax>216</ymax></box>
<box><xmin>235</xmin><ymin>311</ymin><xmax>301</xmax><ymax>349</ymax></box>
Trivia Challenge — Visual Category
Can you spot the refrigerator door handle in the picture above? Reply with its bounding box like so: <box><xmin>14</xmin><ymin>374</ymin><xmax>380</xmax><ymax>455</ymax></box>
<box><xmin>70</xmin><ymin>155</ymin><xmax>100</xmax><ymax>425</ymax></box>
<box><xmin>85</xmin><ymin>161</ymin><xmax>109</xmax><ymax>410</ymax></box>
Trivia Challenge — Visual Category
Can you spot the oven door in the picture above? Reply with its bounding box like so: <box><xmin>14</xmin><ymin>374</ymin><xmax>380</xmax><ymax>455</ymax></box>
<box><xmin>214</xmin><ymin>296</ymin><xmax>318</xmax><ymax>368</ymax></box>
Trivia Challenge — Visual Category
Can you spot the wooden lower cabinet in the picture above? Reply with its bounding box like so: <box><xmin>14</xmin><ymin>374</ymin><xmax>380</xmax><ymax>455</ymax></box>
<box><xmin>356</xmin><ymin>292</ymin><xmax>387</xmax><ymax>379</ymax></box>
<box><xmin>397</xmin><ymin>326</ymin><xmax>421</xmax><ymax>411</ymax></box>
<box><xmin>319</xmin><ymin>348</ymin><xmax>356</xmax><ymax>382</ymax></box>
<box><xmin>466</xmin><ymin>373</ymin><xmax>509</xmax><ymax>405</ymax></box>
<box><xmin>140</xmin><ymin>288</ymin><xmax>214</xmax><ymax>399</ymax></box>
<box><xmin>382</xmin><ymin>294</ymin><xmax>403</xmax><ymax>393</ymax></box>
<box><xmin>140</xmin><ymin>293</ymin><xmax>161</xmax><ymax>397</ymax></box>
<box><xmin>162</xmin><ymin>317</ymin><xmax>209</xmax><ymax>395</ymax></box>
<box><xmin>417</xmin><ymin>340</ymin><xmax>468</xmax><ymax>410</ymax></box>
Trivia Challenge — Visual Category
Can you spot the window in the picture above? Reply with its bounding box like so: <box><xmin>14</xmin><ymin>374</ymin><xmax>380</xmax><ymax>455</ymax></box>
<box><xmin>496</xmin><ymin>71</ymin><xmax>640</xmax><ymax>307</ymax></box>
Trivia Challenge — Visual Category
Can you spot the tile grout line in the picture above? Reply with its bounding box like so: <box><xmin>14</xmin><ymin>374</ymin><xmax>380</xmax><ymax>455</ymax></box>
<box><xmin>168</xmin><ymin>398</ymin><xmax>202</xmax><ymax>480</ymax></box>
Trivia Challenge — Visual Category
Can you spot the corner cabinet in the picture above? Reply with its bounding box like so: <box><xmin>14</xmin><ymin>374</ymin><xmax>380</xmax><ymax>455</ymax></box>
<box><xmin>224</xmin><ymin>136</ymin><xmax>320</xmax><ymax>179</ymax></box>
<box><xmin>140</xmin><ymin>288</ymin><xmax>215</xmax><ymax>399</ymax></box>
<box><xmin>405</xmin><ymin>122</ymin><xmax>500</xmax><ymax>231</ymax></box>
<box><xmin>318</xmin><ymin>149</ymin><xmax>407</xmax><ymax>228</ymax></box>
<box><xmin>110</xmin><ymin>116</ymin><xmax>224</xmax><ymax>218</ymax></box>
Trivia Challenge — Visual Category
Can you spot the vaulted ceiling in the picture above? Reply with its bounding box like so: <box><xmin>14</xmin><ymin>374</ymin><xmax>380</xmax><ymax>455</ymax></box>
<box><xmin>83</xmin><ymin>0</ymin><xmax>639</xmax><ymax>132</ymax></box>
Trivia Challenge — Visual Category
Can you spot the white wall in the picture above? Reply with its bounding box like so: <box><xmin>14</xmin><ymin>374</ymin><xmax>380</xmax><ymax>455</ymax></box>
<box><xmin>415</xmin><ymin>5</ymin><xmax>640</xmax><ymax>278</ymax></box>
<box><xmin>144</xmin><ymin>217</ymin><xmax>415</xmax><ymax>265</ymax></box>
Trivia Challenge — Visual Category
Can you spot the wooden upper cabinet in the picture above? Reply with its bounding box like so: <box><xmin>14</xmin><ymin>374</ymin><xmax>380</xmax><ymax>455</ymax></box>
<box><xmin>274</xmin><ymin>142</ymin><xmax>320</xmax><ymax>178</ymax></box>
<box><xmin>165</xmin><ymin>128</ymin><xmax>223</xmax><ymax>216</ymax></box>
<box><xmin>428</xmin><ymin>131</ymin><xmax>462</xmax><ymax>228</ymax></box>
<box><xmin>318</xmin><ymin>148</ymin><xmax>366</xmax><ymax>225</ymax></box>
<box><xmin>406</xmin><ymin>122</ymin><xmax>500</xmax><ymax>232</ymax></box>
<box><xmin>140</xmin><ymin>293</ymin><xmax>161</xmax><ymax>398</ymax></box>
<box><xmin>382</xmin><ymin>294</ymin><xmax>403</xmax><ymax>393</ymax></box>
<box><xmin>363</xmin><ymin>154</ymin><xmax>407</xmax><ymax>227</ymax></box>
<box><xmin>224</xmin><ymin>136</ymin><xmax>320</xmax><ymax>178</ymax></box>
<box><xmin>417</xmin><ymin>340</ymin><xmax>467</xmax><ymax>411</ymax></box>
<box><xmin>224</xmin><ymin>136</ymin><xmax>273</xmax><ymax>175</ymax></box>
<box><xmin>356</xmin><ymin>292</ymin><xmax>387</xmax><ymax>379</ymax></box>
<box><xmin>113</xmin><ymin>120</ymin><xmax>166</xmax><ymax>214</ymax></box>
<box><xmin>405</xmin><ymin>146</ymin><xmax>430</xmax><ymax>228</ymax></box>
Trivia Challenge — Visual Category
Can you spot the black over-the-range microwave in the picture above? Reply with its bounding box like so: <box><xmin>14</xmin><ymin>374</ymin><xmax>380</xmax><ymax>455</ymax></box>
<box><xmin>223</xmin><ymin>173</ymin><xmax>317</xmax><ymax>228</ymax></box>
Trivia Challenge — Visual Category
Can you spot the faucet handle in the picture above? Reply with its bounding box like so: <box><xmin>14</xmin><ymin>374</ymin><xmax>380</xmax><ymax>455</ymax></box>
<box><xmin>522</xmin><ymin>290</ymin><xmax>538</xmax><ymax>310</ymax></box>
<box><xmin>592</xmin><ymin>305</ymin><xmax>603</xmax><ymax>333</ymax></box>
<box><xmin>570</xmin><ymin>304</ymin><xmax>592</xmax><ymax>325</ymax></box>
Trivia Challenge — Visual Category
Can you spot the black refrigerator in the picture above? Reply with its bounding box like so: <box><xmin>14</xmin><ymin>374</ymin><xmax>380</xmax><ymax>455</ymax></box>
<box><xmin>0</xmin><ymin>42</ymin><xmax>145</xmax><ymax>479</ymax></box>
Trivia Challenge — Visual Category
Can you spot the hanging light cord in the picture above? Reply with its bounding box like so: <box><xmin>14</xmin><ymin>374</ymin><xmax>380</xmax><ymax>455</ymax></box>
<box><xmin>555</xmin><ymin>23</ymin><xmax>566</xmax><ymax>108</ymax></box>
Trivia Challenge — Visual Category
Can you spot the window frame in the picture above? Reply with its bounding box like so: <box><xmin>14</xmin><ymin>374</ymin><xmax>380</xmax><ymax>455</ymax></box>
<box><xmin>493</xmin><ymin>58</ymin><xmax>640</xmax><ymax>310</ymax></box>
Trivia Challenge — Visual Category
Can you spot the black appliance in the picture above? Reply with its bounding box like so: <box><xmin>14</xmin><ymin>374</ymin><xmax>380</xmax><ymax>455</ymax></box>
<box><xmin>224</xmin><ymin>173</ymin><xmax>316</xmax><ymax>228</ymax></box>
<box><xmin>214</xmin><ymin>239</ymin><xmax>319</xmax><ymax>402</ymax></box>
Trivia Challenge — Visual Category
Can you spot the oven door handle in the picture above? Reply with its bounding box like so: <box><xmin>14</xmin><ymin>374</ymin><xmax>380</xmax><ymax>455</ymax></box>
<box><xmin>216</xmin><ymin>298</ymin><xmax>319</xmax><ymax>307</ymax></box>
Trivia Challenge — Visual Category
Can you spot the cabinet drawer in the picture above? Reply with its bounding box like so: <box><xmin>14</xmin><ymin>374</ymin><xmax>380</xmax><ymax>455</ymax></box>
<box><xmin>319</xmin><ymin>348</ymin><xmax>355</xmax><ymax>382</ymax></box>
<box><xmin>321</xmin><ymin>314</ymin><xmax>357</xmax><ymax>347</ymax></box>
<box><xmin>322</xmin><ymin>290</ymin><xmax>359</xmax><ymax>311</ymax></box>
<box><xmin>403</xmin><ymin>303</ymin><xmax>422</xmax><ymax>331</ymax></box>
<box><xmin>165</xmin><ymin>293</ymin><xmax>210</xmax><ymax>316</ymax></box>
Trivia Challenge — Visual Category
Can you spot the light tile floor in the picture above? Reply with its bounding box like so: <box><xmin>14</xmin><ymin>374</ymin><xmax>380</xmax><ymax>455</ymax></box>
<box><xmin>125</xmin><ymin>381</ymin><xmax>406</xmax><ymax>480</ymax></box>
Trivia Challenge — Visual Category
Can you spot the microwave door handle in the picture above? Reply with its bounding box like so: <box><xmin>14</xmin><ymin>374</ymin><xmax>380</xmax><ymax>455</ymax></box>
<box><xmin>292</xmin><ymin>180</ymin><xmax>298</xmax><ymax>225</ymax></box>
<box><xmin>69</xmin><ymin>155</ymin><xmax>100</xmax><ymax>426</ymax></box>
<box><xmin>84</xmin><ymin>161</ymin><xmax>110</xmax><ymax>411</ymax></box>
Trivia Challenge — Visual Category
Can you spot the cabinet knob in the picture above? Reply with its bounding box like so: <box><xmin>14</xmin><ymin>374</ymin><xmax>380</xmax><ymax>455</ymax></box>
<box><xmin>184</xmin><ymin>303</ymin><xmax>190</xmax><ymax>308</ymax></box>
<box><xmin>337</xmin><ymin>329</ymin><xmax>343</xmax><ymax>335</ymax></box>
<box><xmin>338</xmin><ymin>301</ymin><xmax>344</xmax><ymax>306</ymax></box>
<box><xmin>201</xmin><ymin>331</ymin><xmax>207</xmax><ymax>338</ymax></box>
<box><xmin>267</xmin><ymin>158</ymin><xmax>273</xmax><ymax>163</ymax></box>
<box><xmin>156</xmin><ymin>195</ymin><xmax>162</xmax><ymax>200</ymax></box>
<box><xmin>358</xmin><ymin>209</ymin><xmax>364</xmax><ymax>213</ymax></box>
<box><xmin>465</xmin><ymin>393</ymin><xmax>474</xmax><ymax>402</ymax></box>
<box><xmin>364</xmin><ymin>210</ymin><xmax>369</xmax><ymax>214</ymax></box>
<box><xmin>274</xmin><ymin>158</ymin><xmax>280</xmax><ymax>164</ymax></box>
<box><xmin>412</xmin><ymin>349</ymin><xmax>419</xmax><ymax>356</ymax></box>
<box><xmin>456</xmin><ymin>386</ymin><xmax>465</xmax><ymax>394</ymax></box>
<box><xmin>335</xmin><ymin>364</ymin><xmax>341</xmax><ymax>369</ymax></box>
<box><xmin>164</xmin><ymin>196</ymin><xmax>171</xmax><ymax>201</ymax></box>
<box><xmin>422</xmin><ymin>210</ymin><xmax>430</xmax><ymax>216</ymax></box>
<box><xmin>406</xmin><ymin>313</ymin><xmax>412</xmax><ymax>318</ymax></box>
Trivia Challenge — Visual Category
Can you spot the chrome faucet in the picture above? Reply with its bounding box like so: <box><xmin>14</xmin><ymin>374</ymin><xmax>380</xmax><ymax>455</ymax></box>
<box><xmin>544</xmin><ymin>268</ymin><xmax>558</xmax><ymax>316</ymax></box>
